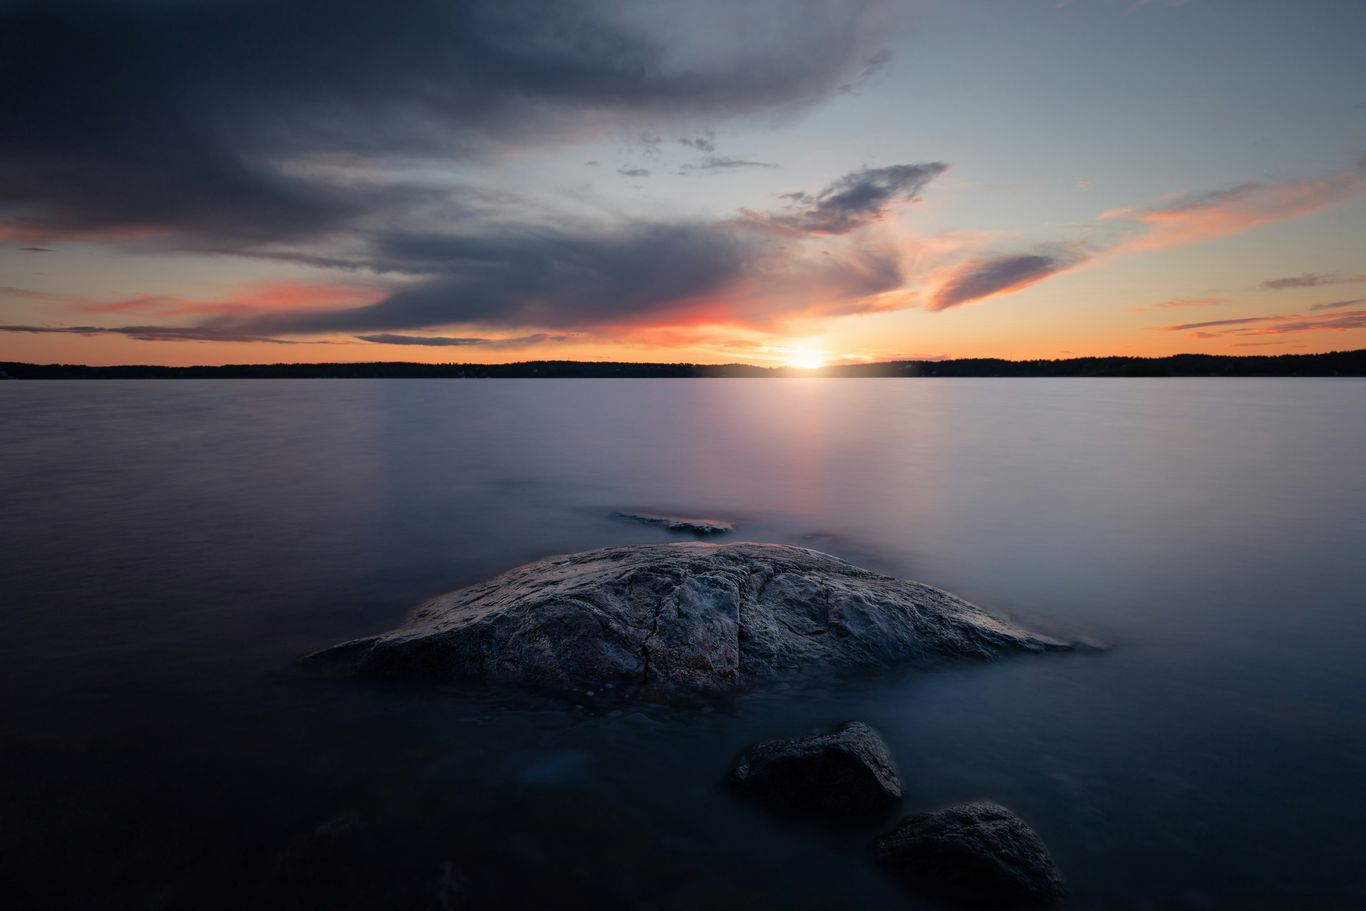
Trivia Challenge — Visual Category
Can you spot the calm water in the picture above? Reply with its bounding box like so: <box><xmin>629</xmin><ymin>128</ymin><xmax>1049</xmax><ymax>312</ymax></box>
<box><xmin>2</xmin><ymin>379</ymin><xmax>1364</xmax><ymax>909</ymax></box>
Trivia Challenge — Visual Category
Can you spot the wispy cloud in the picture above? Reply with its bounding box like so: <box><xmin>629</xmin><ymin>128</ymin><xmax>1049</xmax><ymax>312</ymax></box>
<box><xmin>1307</xmin><ymin>298</ymin><xmax>1364</xmax><ymax>312</ymax></box>
<box><xmin>1158</xmin><ymin>309</ymin><xmax>1366</xmax><ymax>338</ymax></box>
<box><xmin>746</xmin><ymin>163</ymin><xmax>948</xmax><ymax>235</ymax></box>
<box><xmin>680</xmin><ymin>157</ymin><xmax>779</xmax><ymax>173</ymax></box>
<box><xmin>920</xmin><ymin>158</ymin><xmax>1366</xmax><ymax>311</ymax></box>
<box><xmin>0</xmin><ymin>324</ymin><xmax>309</xmax><ymax>344</ymax></box>
<box><xmin>89</xmin><ymin>282</ymin><xmax>380</xmax><ymax>316</ymax></box>
<box><xmin>1162</xmin><ymin>316</ymin><xmax>1273</xmax><ymax>332</ymax></box>
<box><xmin>1</xmin><ymin>285</ymin><xmax>68</xmax><ymax>302</ymax></box>
<box><xmin>678</xmin><ymin>132</ymin><xmax>717</xmax><ymax>153</ymax></box>
<box><xmin>357</xmin><ymin>333</ymin><xmax>570</xmax><ymax>347</ymax></box>
<box><xmin>1261</xmin><ymin>272</ymin><xmax>1366</xmax><ymax>290</ymax></box>
<box><xmin>928</xmin><ymin>249</ymin><xmax>1089</xmax><ymax>311</ymax></box>
<box><xmin>1103</xmin><ymin>163</ymin><xmax>1366</xmax><ymax>252</ymax></box>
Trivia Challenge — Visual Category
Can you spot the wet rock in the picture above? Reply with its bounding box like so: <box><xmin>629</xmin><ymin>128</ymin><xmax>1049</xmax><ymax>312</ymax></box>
<box><xmin>305</xmin><ymin>542</ymin><xmax>1070</xmax><ymax>697</ymax></box>
<box><xmin>613</xmin><ymin>511</ymin><xmax>735</xmax><ymax>535</ymax></box>
<box><xmin>872</xmin><ymin>801</ymin><xmax>1066</xmax><ymax>907</ymax></box>
<box><xmin>728</xmin><ymin>721</ymin><xmax>901</xmax><ymax>823</ymax></box>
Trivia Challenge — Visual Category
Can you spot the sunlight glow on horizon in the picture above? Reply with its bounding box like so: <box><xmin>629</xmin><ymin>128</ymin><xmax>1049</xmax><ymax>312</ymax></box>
<box><xmin>781</xmin><ymin>346</ymin><xmax>829</xmax><ymax>370</ymax></box>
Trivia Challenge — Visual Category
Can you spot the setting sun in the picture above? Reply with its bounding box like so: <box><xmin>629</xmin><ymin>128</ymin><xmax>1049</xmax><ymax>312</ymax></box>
<box><xmin>785</xmin><ymin>347</ymin><xmax>828</xmax><ymax>370</ymax></box>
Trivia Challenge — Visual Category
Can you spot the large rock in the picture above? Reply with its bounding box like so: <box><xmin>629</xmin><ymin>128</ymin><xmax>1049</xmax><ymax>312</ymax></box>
<box><xmin>728</xmin><ymin>721</ymin><xmax>901</xmax><ymax>823</ymax></box>
<box><xmin>305</xmin><ymin>542</ymin><xmax>1069</xmax><ymax>696</ymax></box>
<box><xmin>872</xmin><ymin>801</ymin><xmax>1066</xmax><ymax>907</ymax></box>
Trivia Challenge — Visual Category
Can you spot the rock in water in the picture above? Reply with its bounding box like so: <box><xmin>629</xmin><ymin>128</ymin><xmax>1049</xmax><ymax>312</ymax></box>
<box><xmin>613</xmin><ymin>511</ymin><xmax>735</xmax><ymax>535</ymax></box>
<box><xmin>305</xmin><ymin>542</ymin><xmax>1069</xmax><ymax>696</ymax></box>
<box><xmin>728</xmin><ymin>721</ymin><xmax>901</xmax><ymax>823</ymax></box>
<box><xmin>872</xmin><ymin>801</ymin><xmax>1066</xmax><ymax>907</ymax></box>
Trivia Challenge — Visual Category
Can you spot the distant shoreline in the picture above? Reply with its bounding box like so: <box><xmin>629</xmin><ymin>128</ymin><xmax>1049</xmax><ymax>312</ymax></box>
<box><xmin>2</xmin><ymin>350</ymin><xmax>1364</xmax><ymax>379</ymax></box>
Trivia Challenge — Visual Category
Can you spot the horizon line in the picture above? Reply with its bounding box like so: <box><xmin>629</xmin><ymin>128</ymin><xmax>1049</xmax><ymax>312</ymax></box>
<box><xmin>4</xmin><ymin>349</ymin><xmax>1364</xmax><ymax>379</ymax></box>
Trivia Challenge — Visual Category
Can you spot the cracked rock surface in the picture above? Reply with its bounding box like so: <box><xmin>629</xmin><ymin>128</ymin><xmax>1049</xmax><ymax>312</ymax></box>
<box><xmin>305</xmin><ymin>542</ymin><xmax>1069</xmax><ymax>696</ymax></box>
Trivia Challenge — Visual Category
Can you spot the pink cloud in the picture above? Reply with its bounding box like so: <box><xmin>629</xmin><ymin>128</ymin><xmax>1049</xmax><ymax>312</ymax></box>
<box><xmin>1105</xmin><ymin>165</ymin><xmax>1366</xmax><ymax>252</ymax></box>
<box><xmin>1159</xmin><ymin>309</ymin><xmax>1366</xmax><ymax>338</ymax></box>
<box><xmin>69</xmin><ymin>281</ymin><xmax>385</xmax><ymax>317</ymax></box>
<box><xmin>921</xmin><ymin>158</ymin><xmax>1366</xmax><ymax>311</ymax></box>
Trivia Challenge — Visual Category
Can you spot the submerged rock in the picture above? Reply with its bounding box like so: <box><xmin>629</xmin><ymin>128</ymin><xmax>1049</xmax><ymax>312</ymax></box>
<box><xmin>613</xmin><ymin>511</ymin><xmax>735</xmax><ymax>535</ymax></box>
<box><xmin>728</xmin><ymin>721</ymin><xmax>901</xmax><ymax>823</ymax></box>
<box><xmin>305</xmin><ymin>542</ymin><xmax>1070</xmax><ymax>697</ymax></box>
<box><xmin>872</xmin><ymin>801</ymin><xmax>1066</xmax><ymax>907</ymax></box>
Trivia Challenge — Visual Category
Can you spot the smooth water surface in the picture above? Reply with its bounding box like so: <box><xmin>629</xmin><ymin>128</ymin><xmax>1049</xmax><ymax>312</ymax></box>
<box><xmin>2</xmin><ymin>379</ymin><xmax>1364</xmax><ymax>909</ymax></box>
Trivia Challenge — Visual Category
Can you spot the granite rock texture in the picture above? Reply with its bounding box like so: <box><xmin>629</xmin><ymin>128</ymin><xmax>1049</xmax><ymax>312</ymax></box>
<box><xmin>306</xmin><ymin>543</ymin><xmax>1070</xmax><ymax>696</ymax></box>
<box><xmin>727</xmin><ymin>721</ymin><xmax>902</xmax><ymax>823</ymax></box>
<box><xmin>873</xmin><ymin>800</ymin><xmax>1067</xmax><ymax>907</ymax></box>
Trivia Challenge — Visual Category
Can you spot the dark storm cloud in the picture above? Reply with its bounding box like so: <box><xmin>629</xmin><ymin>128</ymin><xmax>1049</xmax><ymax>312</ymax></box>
<box><xmin>11</xmin><ymin>155</ymin><xmax>944</xmax><ymax>340</ymax></box>
<box><xmin>0</xmin><ymin>0</ymin><xmax>892</xmax><ymax>243</ymax></box>
<box><xmin>1260</xmin><ymin>272</ymin><xmax>1366</xmax><ymax>290</ymax></box>
<box><xmin>618</xmin><ymin>168</ymin><xmax>653</xmax><ymax>178</ymax></box>
<box><xmin>929</xmin><ymin>251</ymin><xmax>1087</xmax><ymax>311</ymax></box>
<box><xmin>246</xmin><ymin>222</ymin><xmax>759</xmax><ymax>334</ymax></box>
<box><xmin>357</xmin><ymin>333</ymin><xmax>568</xmax><ymax>347</ymax></box>
<box><xmin>752</xmin><ymin>163</ymin><xmax>949</xmax><ymax>234</ymax></box>
<box><xmin>227</xmin><ymin>160</ymin><xmax>947</xmax><ymax>335</ymax></box>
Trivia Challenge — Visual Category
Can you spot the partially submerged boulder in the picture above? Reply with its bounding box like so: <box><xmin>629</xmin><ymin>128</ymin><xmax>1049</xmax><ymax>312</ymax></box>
<box><xmin>305</xmin><ymin>542</ymin><xmax>1069</xmax><ymax>697</ymax></box>
<box><xmin>613</xmin><ymin>511</ymin><xmax>735</xmax><ymax>535</ymax></box>
<box><xmin>872</xmin><ymin>801</ymin><xmax>1066</xmax><ymax>907</ymax></box>
<box><xmin>728</xmin><ymin>721</ymin><xmax>901</xmax><ymax>823</ymax></box>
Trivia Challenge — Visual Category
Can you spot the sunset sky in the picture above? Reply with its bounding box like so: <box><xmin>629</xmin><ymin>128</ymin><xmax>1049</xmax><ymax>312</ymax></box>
<box><xmin>2</xmin><ymin>0</ymin><xmax>1365</xmax><ymax>367</ymax></box>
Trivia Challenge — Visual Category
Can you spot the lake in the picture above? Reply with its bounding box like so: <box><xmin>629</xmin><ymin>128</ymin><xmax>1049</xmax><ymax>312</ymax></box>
<box><xmin>2</xmin><ymin>378</ymin><xmax>1364</xmax><ymax>909</ymax></box>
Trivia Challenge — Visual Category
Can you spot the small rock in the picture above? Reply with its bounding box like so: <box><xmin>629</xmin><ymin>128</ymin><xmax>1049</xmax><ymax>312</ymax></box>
<box><xmin>872</xmin><ymin>800</ymin><xmax>1066</xmax><ymax>907</ymax></box>
<box><xmin>728</xmin><ymin>721</ymin><xmax>901</xmax><ymax>823</ymax></box>
<box><xmin>613</xmin><ymin>511</ymin><xmax>735</xmax><ymax>535</ymax></box>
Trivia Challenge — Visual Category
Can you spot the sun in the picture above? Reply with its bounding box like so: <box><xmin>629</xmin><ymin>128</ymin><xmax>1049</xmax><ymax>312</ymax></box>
<box><xmin>785</xmin><ymin>347</ymin><xmax>828</xmax><ymax>370</ymax></box>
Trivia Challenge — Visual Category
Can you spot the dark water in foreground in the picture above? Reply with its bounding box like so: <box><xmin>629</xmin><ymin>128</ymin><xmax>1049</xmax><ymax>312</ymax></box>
<box><xmin>2</xmin><ymin>379</ymin><xmax>1364</xmax><ymax>909</ymax></box>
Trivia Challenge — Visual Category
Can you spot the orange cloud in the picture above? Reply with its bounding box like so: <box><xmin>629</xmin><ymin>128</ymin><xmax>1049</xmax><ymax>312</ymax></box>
<box><xmin>0</xmin><ymin>222</ymin><xmax>160</xmax><ymax>245</ymax></box>
<box><xmin>69</xmin><ymin>281</ymin><xmax>384</xmax><ymax>317</ymax></box>
<box><xmin>1104</xmin><ymin>165</ymin><xmax>1366</xmax><ymax>252</ymax></box>
<box><xmin>917</xmin><ymin>159</ymin><xmax>1366</xmax><ymax>311</ymax></box>
<box><xmin>1159</xmin><ymin>309</ymin><xmax>1366</xmax><ymax>338</ymax></box>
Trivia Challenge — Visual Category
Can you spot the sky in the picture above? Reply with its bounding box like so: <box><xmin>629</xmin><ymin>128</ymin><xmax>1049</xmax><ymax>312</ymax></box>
<box><xmin>2</xmin><ymin>0</ymin><xmax>1365</xmax><ymax>368</ymax></box>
